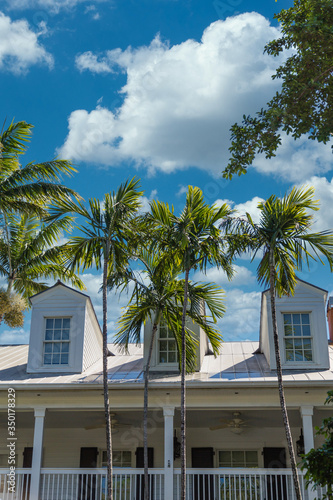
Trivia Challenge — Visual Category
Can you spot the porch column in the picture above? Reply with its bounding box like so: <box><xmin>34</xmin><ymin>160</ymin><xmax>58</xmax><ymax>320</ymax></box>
<box><xmin>30</xmin><ymin>407</ymin><xmax>46</xmax><ymax>500</ymax></box>
<box><xmin>300</xmin><ymin>406</ymin><xmax>314</xmax><ymax>453</ymax></box>
<box><xmin>163</xmin><ymin>406</ymin><xmax>175</xmax><ymax>500</ymax></box>
<box><xmin>300</xmin><ymin>406</ymin><xmax>315</xmax><ymax>500</ymax></box>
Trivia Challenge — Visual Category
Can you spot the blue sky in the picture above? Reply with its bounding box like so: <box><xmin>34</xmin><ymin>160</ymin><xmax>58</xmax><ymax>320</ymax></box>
<box><xmin>1</xmin><ymin>0</ymin><xmax>333</xmax><ymax>345</ymax></box>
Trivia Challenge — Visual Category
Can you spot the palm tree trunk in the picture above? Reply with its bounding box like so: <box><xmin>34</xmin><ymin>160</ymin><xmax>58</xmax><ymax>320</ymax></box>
<box><xmin>103</xmin><ymin>253</ymin><xmax>113</xmax><ymax>500</ymax></box>
<box><xmin>269</xmin><ymin>249</ymin><xmax>302</xmax><ymax>500</ymax></box>
<box><xmin>181</xmin><ymin>268</ymin><xmax>189</xmax><ymax>500</ymax></box>
<box><xmin>144</xmin><ymin>320</ymin><xmax>158</xmax><ymax>500</ymax></box>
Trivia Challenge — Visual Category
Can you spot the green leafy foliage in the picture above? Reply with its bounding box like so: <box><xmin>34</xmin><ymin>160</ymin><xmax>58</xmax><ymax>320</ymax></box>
<box><xmin>224</xmin><ymin>0</ymin><xmax>333</xmax><ymax>178</ymax></box>
<box><xmin>301</xmin><ymin>391</ymin><xmax>333</xmax><ymax>499</ymax></box>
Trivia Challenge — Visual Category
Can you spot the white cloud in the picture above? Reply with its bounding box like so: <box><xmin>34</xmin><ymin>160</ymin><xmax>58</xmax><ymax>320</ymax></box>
<box><xmin>76</xmin><ymin>51</ymin><xmax>114</xmax><ymax>74</ymax></box>
<box><xmin>253</xmin><ymin>133</ymin><xmax>333</xmax><ymax>182</ymax></box>
<box><xmin>0</xmin><ymin>327</ymin><xmax>30</xmax><ymax>344</ymax></box>
<box><xmin>193</xmin><ymin>264</ymin><xmax>255</xmax><ymax>287</ymax></box>
<box><xmin>0</xmin><ymin>12</ymin><xmax>53</xmax><ymax>73</ymax></box>
<box><xmin>139</xmin><ymin>189</ymin><xmax>158</xmax><ymax>214</ymax></box>
<box><xmin>60</xmin><ymin>13</ymin><xmax>287</xmax><ymax>173</ymax></box>
<box><xmin>216</xmin><ymin>196</ymin><xmax>264</xmax><ymax>223</ymax></box>
<box><xmin>5</xmin><ymin>0</ymin><xmax>106</xmax><ymax>14</ymax></box>
<box><xmin>296</xmin><ymin>176</ymin><xmax>333</xmax><ymax>233</ymax></box>
<box><xmin>218</xmin><ymin>289</ymin><xmax>261</xmax><ymax>341</ymax></box>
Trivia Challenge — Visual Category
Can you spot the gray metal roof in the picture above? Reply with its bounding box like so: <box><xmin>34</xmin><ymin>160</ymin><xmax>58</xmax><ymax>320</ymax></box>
<box><xmin>1</xmin><ymin>342</ymin><xmax>333</xmax><ymax>387</ymax></box>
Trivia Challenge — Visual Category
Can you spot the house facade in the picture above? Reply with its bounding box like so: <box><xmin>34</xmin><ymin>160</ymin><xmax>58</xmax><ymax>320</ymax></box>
<box><xmin>0</xmin><ymin>279</ymin><xmax>332</xmax><ymax>500</ymax></box>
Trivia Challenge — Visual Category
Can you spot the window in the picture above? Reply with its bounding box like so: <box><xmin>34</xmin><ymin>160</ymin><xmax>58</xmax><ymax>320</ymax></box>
<box><xmin>43</xmin><ymin>317</ymin><xmax>70</xmax><ymax>365</ymax></box>
<box><xmin>283</xmin><ymin>313</ymin><xmax>312</xmax><ymax>362</ymax></box>
<box><xmin>218</xmin><ymin>450</ymin><xmax>258</xmax><ymax>468</ymax></box>
<box><xmin>102</xmin><ymin>451</ymin><xmax>131</xmax><ymax>468</ymax></box>
<box><xmin>159</xmin><ymin>321</ymin><xmax>178</xmax><ymax>364</ymax></box>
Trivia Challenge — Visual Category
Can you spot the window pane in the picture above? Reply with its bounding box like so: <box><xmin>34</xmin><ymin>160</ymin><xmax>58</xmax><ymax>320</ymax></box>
<box><xmin>302</xmin><ymin>325</ymin><xmax>311</xmax><ymax>337</ymax></box>
<box><xmin>54</xmin><ymin>330</ymin><xmax>61</xmax><ymax>340</ymax></box>
<box><xmin>246</xmin><ymin>451</ymin><xmax>258</xmax><ymax>465</ymax></box>
<box><xmin>113</xmin><ymin>451</ymin><xmax>121</xmax><ymax>464</ymax></box>
<box><xmin>285</xmin><ymin>339</ymin><xmax>293</xmax><ymax>349</ymax></box>
<box><xmin>45</xmin><ymin>330</ymin><xmax>53</xmax><ymax>340</ymax></box>
<box><xmin>52</xmin><ymin>354</ymin><xmax>60</xmax><ymax>364</ymax></box>
<box><xmin>302</xmin><ymin>339</ymin><xmax>312</xmax><ymax>350</ymax></box>
<box><xmin>160</xmin><ymin>341</ymin><xmax>167</xmax><ymax>352</ymax></box>
<box><xmin>53</xmin><ymin>343</ymin><xmax>61</xmax><ymax>353</ymax></box>
<box><xmin>54</xmin><ymin>318</ymin><xmax>62</xmax><ymax>328</ymax></box>
<box><xmin>168</xmin><ymin>340</ymin><xmax>177</xmax><ymax>351</ymax></box>
<box><xmin>233</xmin><ymin>451</ymin><xmax>244</xmax><ymax>464</ymax></box>
<box><xmin>301</xmin><ymin>314</ymin><xmax>310</xmax><ymax>324</ymax></box>
<box><xmin>294</xmin><ymin>339</ymin><xmax>303</xmax><ymax>349</ymax></box>
<box><xmin>44</xmin><ymin>343</ymin><xmax>52</xmax><ymax>353</ymax></box>
<box><xmin>284</xmin><ymin>325</ymin><xmax>293</xmax><ymax>336</ymax></box>
<box><xmin>44</xmin><ymin>354</ymin><xmax>52</xmax><ymax>364</ymax></box>
<box><xmin>123</xmin><ymin>451</ymin><xmax>131</xmax><ymax>466</ymax></box>
<box><xmin>62</xmin><ymin>342</ymin><xmax>69</xmax><ymax>353</ymax></box>
<box><xmin>63</xmin><ymin>318</ymin><xmax>70</xmax><ymax>329</ymax></box>
<box><xmin>293</xmin><ymin>325</ymin><xmax>302</xmax><ymax>337</ymax></box>
<box><xmin>62</xmin><ymin>329</ymin><xmax>70</xmax><ymax>340</ymax></box>
<box><xmin>292</xmin><ymin>314</ymin><xmax>301</xmax><ymax>324</ymax></box>
<box><xmin>295</xmin><ymin>349</ymin><xmax>303</xmax><ymax>361</ymax></box>
<box><xmin>304</xmin><ymin>350</ymin><xmax>313</xmax><ymax>361</ymax></box>
<box><xmin>286</xmin><ymin>350</ymin><xmax>294</xmax><ymax>361</ymax></box>
<box><xmin>284</xmin><ymin>314</ymin><xmax>291</xmax><ymax>325</ymax></box>
<box><xmin>46</xmin><ymin>318</ymin><xmax>54</xmax><ymax>328</ymax></box>
<box><xmin>60</xmin><ymin>354</ymin><xmax>69</xmax><ymax>364</ymax></box>
<box><xmin>219</xmin><ymin>451</ymin><xmax>231</xmax><ymax>466</ymax></box>
<box><xmin>159</xmin><ymin>352</ymin><xmax>167</xmax><ymax>363</ymax></box>
<box><xmin>168</xmin><ymin>351</ymin><xmax>176</xmax><ymax>363</ymax></box>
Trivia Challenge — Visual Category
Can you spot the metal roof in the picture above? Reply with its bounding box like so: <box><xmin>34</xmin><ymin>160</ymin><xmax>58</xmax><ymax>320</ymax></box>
<box><xmin>1</xmin><ymin>342</ymin><xmax>333</xmax><ymax>387</ymax></box>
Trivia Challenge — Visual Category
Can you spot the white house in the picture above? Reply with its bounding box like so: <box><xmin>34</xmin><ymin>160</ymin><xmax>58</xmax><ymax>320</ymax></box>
<box><xmin>0</xmin><ymin>278</ymin><xmax>332</xmax><ymax>500</ymax></box>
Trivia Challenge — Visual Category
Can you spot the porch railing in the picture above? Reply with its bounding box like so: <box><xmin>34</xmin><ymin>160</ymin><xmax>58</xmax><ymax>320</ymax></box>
<box><xmin>0</xmin><ymin>468</ymin><xmax>328</xmax><ymax>500</ymax></box>
<box><xmin>39</xmin><ymin>468</ymin><xmax>164</xmax><ymax>500</ymax></box>
<box><xmin>0</xmin><ymin>468</ymin><xmax>31</xmax><ymax>500</ymax></box>
<box><xmin>174</xmin><ymin>468</ymin><xmax>327</xmax><ymax>500</ymax></box>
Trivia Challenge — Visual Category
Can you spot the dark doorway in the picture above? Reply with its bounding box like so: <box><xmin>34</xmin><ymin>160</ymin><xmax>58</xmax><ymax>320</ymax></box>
<box><xmin>263</xmin><ymin>447</ymin><xmax>287</xmax><ymax>500</ymax></box>
<box><xmin>79</xmin><ymin>447</ymin><xmax>98</xmax><ymax>500</ymax></box>
<box><xmin>136</xmin><ymin>447</ymin><xmax>154</xmax><ymax>500</ymax></box>
<box><xmin>191</xmin><ymin>448</ymin><xmax>215</xmax><ymax>500</ymax></box>
<box><xmin>23</xmin><ymin>447</ymin><xmax>33</xmax><ymax>500</ymax></box>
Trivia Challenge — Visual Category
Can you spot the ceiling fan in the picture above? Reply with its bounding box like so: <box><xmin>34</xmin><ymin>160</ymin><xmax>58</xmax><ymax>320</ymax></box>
<box><xmin>209</xmin><ymin>412</ymin><xmax>248</xmax><ymax>434</ymax></box>
<box><xmin>84</xmin><ymin>413</ymin><xmax>131</xmax><ymax>432</ymax></box>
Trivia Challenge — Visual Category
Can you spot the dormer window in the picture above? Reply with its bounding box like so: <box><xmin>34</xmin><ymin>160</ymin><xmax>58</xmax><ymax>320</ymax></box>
<box><xmin>284</xmin><ymin>313</ymin><xmax>312</xmax><ymax>362</ymax></box>
<box><xmin>158</xmin><ymin>321</ymin><xmax>178</xmax><ymax>364</ymax></box>
<box><xmin>43</xmin><ymin>317</ymin><xmax>70</xmax><ymax>366</ymax></box>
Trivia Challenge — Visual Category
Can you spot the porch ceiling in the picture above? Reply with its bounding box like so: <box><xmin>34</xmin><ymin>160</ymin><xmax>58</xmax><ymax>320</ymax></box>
<box><xmin>0</xmin><ymin>408</ymin><xmax>328</xmax><ymax>430</ymax></box>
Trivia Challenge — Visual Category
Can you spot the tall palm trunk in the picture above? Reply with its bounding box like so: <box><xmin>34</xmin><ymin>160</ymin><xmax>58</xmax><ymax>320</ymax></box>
<box><xmin>269</xmin><ymin>249</ymin><xmax>302</xmax><ymax>500</ymax></box>
<box><xmin>144</xmin><ymin>320</ymin><xmax>158</xmax><ymax>500</ymax></box>
<box><xmin>181</xmin><ymin>268</ymin><xmax>189</xmax><ymax>500</ymax></box>
<box><xmin>103</xmin><ymin>253</ymin><xmax>113</xmax><ymax>500</ymax></box>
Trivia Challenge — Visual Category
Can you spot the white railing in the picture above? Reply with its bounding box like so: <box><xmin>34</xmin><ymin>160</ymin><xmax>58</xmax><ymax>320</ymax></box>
<box><xmin>40</xmin><ymin>468</ymin><xmax>164</xmax><ymax>500</ymax></box>
<box><xmin>173</xmin><ymin>468</ymin><xmax>327</xmax><ymax>500</ymax></box>
<box><xmin>0</xmin><ymin>469</ymin><xmax>31</xmax><ymax>500</ymax></box>
<box><xmin>0</xmin><ymin>468</ymin><xmax>327</xmax><ymax>500</ymax></box>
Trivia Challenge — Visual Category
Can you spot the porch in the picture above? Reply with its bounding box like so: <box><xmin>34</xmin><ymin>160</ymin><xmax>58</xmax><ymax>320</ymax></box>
<box><xmin>0</xmin><ymin>467</ymin><xmax>327</xmax><ymax>500</ymax></box>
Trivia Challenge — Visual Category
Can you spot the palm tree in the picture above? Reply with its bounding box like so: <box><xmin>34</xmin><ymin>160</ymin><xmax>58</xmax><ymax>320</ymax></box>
<box><xmin>223</xmin><ymin>186</ymin><xmax>333</xmax><ymax>500</ymax></box>
<box><xmin>146</xmin><ymin>186</ymin><xmax>233</xmax><ymax>500</ymax></box>
<box><xmin>0</xmin><ymin>120</ymin><xmax>80</xmax><ymax>220</ymax></box>
<box><xmin>63</xmin><ymin>178</ymin><xmax>143</xmax><ymax>500</ymax></box>
<box><xmin>114</xmin><ymin>249</ymin><xmax>225</xmax><ymax>500</ymax></box>
<box><xmin>0</xmin><ymin>213</ymin><xmax>85</xmax><ymax>326</ymax></box>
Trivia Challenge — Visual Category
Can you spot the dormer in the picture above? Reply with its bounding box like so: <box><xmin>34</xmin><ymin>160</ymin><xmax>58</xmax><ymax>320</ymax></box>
<box><xmin>259</xmin><ymin>279</ymin><xmax>329</xmax><ymax>371</ymax></box>
<box><xmin>27</xmin><ymin>282</ymin><xmax>102</xmax><ymax>374</ymax></box>
<box><xmin>143</xmin><ymin>314</ymin><xmax>210</xmax><ymax>373</ymax></box>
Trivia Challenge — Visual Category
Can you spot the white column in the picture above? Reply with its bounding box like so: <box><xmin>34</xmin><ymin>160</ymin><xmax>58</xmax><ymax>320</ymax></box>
<box><xmin>30</xmin><ymin>408</ymin><xmax>46</xmax><ymax>500</ymax></box>
<box><xmin>163</xmin><ymin>406</ymin><xmax>174</xmax><ymax>500</ymax></box>
<box><xmin>301</xmin><ymin>406</ymin><xmax>314</xmax><ymax>453</ymax></box>
<box><xmin>300</xmin><ymin>406</ymin><xmax>315</xmax><ymax>500</ymax></box>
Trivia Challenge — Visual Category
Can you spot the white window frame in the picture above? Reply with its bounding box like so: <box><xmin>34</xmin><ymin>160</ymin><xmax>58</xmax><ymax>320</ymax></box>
<box><xmin>157</xmin><ymin>320</ymin><xmax>179</xmax><ymax>366</ymax></box>
<box><xmin>217</xmin><ymin>449</ymin><xmax>259</xmax><ymax>468</ymax></box>
<box><xmin>283</xmin><ymin>312</ymin><xmax>313</xmax><ymax>363</ymax></box>
<box><xmin>43</xmin><ymin>317</ymin><xmax>71</xmax><ymax>367</ymax></box>
<box><xmin>101</xmin><ymin>450</ymin><xmax>132</xmax><ymax>468</ymax></box>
